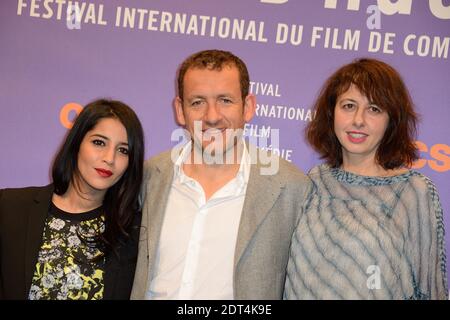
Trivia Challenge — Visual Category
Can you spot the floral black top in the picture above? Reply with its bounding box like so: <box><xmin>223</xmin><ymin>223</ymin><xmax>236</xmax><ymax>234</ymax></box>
<box><xmin>28</xmin><ymin>203</ymin><xmax>105</xmax><ymax>300</ymax></box>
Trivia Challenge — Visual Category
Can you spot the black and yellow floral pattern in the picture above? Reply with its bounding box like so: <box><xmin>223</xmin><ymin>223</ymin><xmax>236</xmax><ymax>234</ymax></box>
<box><xmin>28</xmin><ymin>204</ymin><xmax>105</xmax><ymax>300</ymax></box>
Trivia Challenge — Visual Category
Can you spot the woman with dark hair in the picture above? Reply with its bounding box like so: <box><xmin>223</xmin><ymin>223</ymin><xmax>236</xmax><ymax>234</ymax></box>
<box><xmin>284</xmin><ymin>58</ymin><xmax>448</xmax><ymax>299</ymax></box>
<box><xmin>0</xmin><ymin>99</ymin><xmax>144</xmax><ymax>300</ymax></box>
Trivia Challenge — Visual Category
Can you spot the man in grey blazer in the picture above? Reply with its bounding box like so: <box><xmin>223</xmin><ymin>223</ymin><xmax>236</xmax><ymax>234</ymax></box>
<box><xmin>131</xmin><ymin>49</ymin><xmax>311</xmax><ymax>300</ymax></box>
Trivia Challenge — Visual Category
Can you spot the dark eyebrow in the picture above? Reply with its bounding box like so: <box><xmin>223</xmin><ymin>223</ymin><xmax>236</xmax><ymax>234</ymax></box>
<box><xmin>187</xmin><ymin>95</ymin><xmax>206</xmax><ymax>100</ymax></box>
<box><xmin>187</xmin><ymin>93</ymin><xmax>234</xmax><ymax>100</ymax></box>
<box><xmin>90</xmin><ymin>134</ymin><xmax>109</xmax><ymax>140</ymax></box>
<box><xmin>339</xmin><ymin>98</ymin><xmax>357</xmax><ymax>103</ymax></box>
<box><xmin>90</xmin><ymin>134</ymin><xmax>128</xmax><ymax>146</ymax></box>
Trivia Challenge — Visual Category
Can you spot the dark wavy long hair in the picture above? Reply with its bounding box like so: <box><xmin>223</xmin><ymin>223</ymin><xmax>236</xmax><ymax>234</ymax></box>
<box><xmin>52</xmin><ymin>99</ymin><xmax>144</xmax><ymax>256</ymax></box>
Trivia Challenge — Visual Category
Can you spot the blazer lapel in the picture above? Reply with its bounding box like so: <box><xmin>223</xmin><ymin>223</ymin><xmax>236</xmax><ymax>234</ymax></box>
<box><xmin>24</xmin><ymin>185</ymin><xmax>53</xmax><ymax>295</ymax></box>
<box><xmin>234</xmin><ymin>163</ymin><xmax>284</xmax><ymax>267</ymax></box>
<box><xmin>132</xmin><ymin>152</ymin><xmax>177</xmax><ymax>299</ymax></box>
<box><xmin>145</xmin><ymin>158</ymin><xmax>174</xmax><ymax>278</ymax></box>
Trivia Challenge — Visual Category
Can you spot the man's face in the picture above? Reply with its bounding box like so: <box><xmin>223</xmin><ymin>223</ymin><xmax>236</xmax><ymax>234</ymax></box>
<box><xmin>175</xmin><ymin>65</ymin><xmax>255</xmax><ymax>160</ymax></box>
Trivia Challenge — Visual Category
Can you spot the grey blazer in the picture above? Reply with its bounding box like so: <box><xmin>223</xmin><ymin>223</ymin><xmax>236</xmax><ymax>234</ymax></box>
<box><xmin>131</xmin><ymin>149</ymin><xmax>311</xmax><ymax>300</ymax></box>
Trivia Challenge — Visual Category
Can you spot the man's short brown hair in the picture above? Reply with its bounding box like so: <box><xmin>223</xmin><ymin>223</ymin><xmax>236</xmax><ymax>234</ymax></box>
<box><xmin>177</xmin><ymin>49</ymin><xmax>250</xmax><ymax>102</ymax></box>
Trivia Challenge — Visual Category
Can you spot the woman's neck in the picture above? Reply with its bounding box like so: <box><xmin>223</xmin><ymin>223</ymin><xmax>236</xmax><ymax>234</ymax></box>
<box><xmin>341</xmin><ymin>157</ymin><xmax>406</xmax><ymax>177</ymax></box>
<box><xmin>52</xmin><ymin>183</ymin><xmax>104</xmax><ymax>213</ymax></box>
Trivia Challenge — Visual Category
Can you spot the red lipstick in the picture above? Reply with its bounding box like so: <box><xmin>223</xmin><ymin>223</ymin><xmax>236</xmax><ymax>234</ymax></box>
<box><xmin>95</xmin><ymin>168</ymin><xmax>113</xmax><ymax>177</ymax></box>
<box><xmin>346</xmin><ymin>131</ymin><xmax>368</xmax><ymax>144</ymax></box>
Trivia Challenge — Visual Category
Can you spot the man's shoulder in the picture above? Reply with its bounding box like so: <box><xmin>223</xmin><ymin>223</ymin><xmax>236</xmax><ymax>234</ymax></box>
<box><xmin>251</xmin><ymin>148</ymin><xmax>308</xmax><ymax>182</ymax></box>
<box><xmin>248</xmin><ymin>151</ymin><xmax>312</xmax><ymax>203</ymax></box>
<box><xmin>273</xmin><ymin>157</ymin><xmax>310</xmax><ymax>190</ymax></box>
<box><xmin>277</xmin><ymin>157</ymin><xmax>307</xmax><ymax>177</ymax></box>
<box><xmin>144</xmin><ymin>149</ymin><xmax>174</xmax><ymax>171</ymax></box>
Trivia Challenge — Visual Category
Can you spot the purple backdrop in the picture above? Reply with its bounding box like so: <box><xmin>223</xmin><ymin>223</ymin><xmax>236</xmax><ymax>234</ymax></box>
<box><xmin>1</xmin><ymin>0</ymin><xmax>449</xmax><ymax>290</ymax></box>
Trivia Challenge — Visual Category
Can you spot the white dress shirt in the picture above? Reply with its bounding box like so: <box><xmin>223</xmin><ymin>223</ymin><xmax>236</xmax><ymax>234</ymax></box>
<box><xmin>146</xmin><ymin>141</ymin><xmax>250</xmax><ymax>300</ymax></box>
